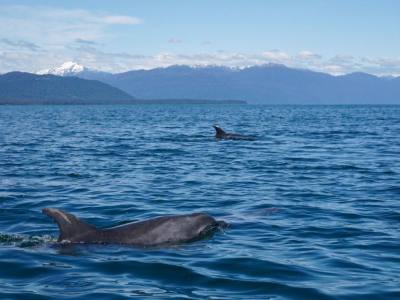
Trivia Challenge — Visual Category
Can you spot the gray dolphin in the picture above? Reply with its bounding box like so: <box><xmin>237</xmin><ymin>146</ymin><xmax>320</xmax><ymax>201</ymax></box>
<box><xmin>43</xmin><ymin>208</ymin><xmax>226</xmax><ymax>247</ymax></box>
<box><xmin>213</xmin><ymin>125</ymin><xmax>255</xmax><ymax>140</ymax></box>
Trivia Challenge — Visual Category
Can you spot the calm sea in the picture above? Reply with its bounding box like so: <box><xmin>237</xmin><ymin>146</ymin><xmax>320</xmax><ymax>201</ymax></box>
<box><xmin>0</xmin><ymin>105</ymin><xmax>399</xmax><ymax>300</ymax></box>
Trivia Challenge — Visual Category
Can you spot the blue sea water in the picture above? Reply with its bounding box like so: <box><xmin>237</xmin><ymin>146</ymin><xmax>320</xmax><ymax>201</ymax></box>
<box><xmin>0</xmin><ymin>104</ymin><xmax>399</xmax><ymax>300</ymax></box>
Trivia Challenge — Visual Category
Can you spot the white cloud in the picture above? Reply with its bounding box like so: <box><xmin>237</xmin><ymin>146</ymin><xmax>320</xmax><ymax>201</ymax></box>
<box><xmin>363</xmin><ymin>57</ymin><xmax>400</xmax><ymax>68</ymax></box>
<box><xmin>0</xmin><ymin>4</ymin><xmax>399</xmax><ymax>76</ymax></box>
<box><xmin>102</xmin><ymin>15</ymin><xmax>142</xmax><ymax>25</ymax></box>
<box><xmin>262</xmin><ymin>50</ymin><xmax>291</xmax><ymax>61</ymax></box>
<box><xmin>0</xmin><ymin>38</ymin><xmax>40</xmax><ymax>51</ymax></box>
<box><xmin>0</xmin><ymin>5</ymin><xmax>141</xmax><ymax>49</ymax></box>
<box><xmin>168</xmin><ymin>38</ymin><xmax>182</xmax><ymax>44</ymax></box>
<box><xmin>0</xmin><ymin>5</ymin><xmax>142</xmax><ymax>73</ymax></box>
<box><xmin>2</xmin><ymin>44</ymin><xmax>400</xmax><ymax>76</ymax></box>
<box><xmin>322</xmin><ymin>65</ymin><xmax>345</xmax><ymax>75</ymax></box>
<box><xmin>297</xmin><ymin>50</ymin><xmax>322</xmax><ymax>60</ymax></box>
<box><xmin>330</xmin><ymin>54</ymin><xmax>354</xmax><ymax>64</ymax></box>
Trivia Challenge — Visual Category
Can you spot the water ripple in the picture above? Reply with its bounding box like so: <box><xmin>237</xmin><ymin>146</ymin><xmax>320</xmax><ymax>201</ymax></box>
<box><xmin>1</xmin><ymin>105</ymin><xmax>400</xmax><ymax>299</ymax></box>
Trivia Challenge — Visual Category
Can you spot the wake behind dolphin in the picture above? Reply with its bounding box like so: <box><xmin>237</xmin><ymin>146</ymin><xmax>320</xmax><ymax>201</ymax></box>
<box><xmin>43</xmin><ymin>208</ymin><xmax>227</xmax><ymax>247</ymax></box>
<box><xmin>213</xmin><ymin>125</ymin><xmax>255</xmax><ymax>140</ymax></box>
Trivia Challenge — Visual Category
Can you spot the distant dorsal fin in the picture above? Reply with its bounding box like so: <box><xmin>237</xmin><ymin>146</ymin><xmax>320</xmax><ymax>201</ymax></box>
<box><xmin>43</xmin><ymin>208</ymin><xmax>97</xmax><ymax>242</ymax></box>
<box><xmin>213</xmin><ymin>125</ymin><xmax>226</xmax><ymax>137</ymax></box>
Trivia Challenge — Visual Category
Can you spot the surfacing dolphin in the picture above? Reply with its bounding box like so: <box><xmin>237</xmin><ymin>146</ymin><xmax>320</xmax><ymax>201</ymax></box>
<box><xmin>212</xmin><ymin>125</ymin><xmax>255</xmax><ymax>140</ymax></box>
<box><xmin>43</xmin><ymin>208</ymin><xmax>227</xmax><ymax>247</ymax></box>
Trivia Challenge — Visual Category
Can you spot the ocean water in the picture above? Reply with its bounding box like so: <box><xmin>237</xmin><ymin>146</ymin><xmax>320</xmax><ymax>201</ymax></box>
<box><xmin>0</xmin><ymin>105</ymin><xmax>399</xmax><ymax>300</ymax></box>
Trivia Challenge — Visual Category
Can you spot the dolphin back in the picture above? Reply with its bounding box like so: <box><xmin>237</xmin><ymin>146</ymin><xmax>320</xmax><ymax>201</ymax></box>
<box><xmin>213</xmin><ymin>125</ymin><xmax>255</xmax><ymax>140</ymax></box>
<box><xmin>43</xmin><ymin>208</ymin><xmax>227</xmax><ymax>246</ymax></box>
<box><xmin>42</xmin><ymin>208</ymin><xmax>97</xmax><ymax>242</ymax></box>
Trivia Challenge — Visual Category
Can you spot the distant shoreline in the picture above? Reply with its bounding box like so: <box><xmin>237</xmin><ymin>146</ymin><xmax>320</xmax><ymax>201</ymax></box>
<box><xmin>134</xmin><ymin>99</ymin><xmax>247</xmax><ymax>105</ymax></box>
<box><xmin>0</xmin><ymin>99</ymin><xmax>247</xmax><ymax>105</ymax></box>
<box><xmin>2</xmin><ymin>102</ymin><xmax>400</xmax><ymax>106</ymax></box>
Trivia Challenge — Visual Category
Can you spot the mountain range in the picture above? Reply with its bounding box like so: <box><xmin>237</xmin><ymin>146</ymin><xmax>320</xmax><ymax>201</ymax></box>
<box><xmin>42</xmin><ymin>62</ymin><xmax>400</xmax><ymax>104</ymax></box>
<box><xmin>1</xmin><ymin>62</ymin><xmax>400</xmax><ymax>104</ymax></box>
<box><xmin>0</xmin><ymin>70</ymin><xmax>245</xmax><ymax>105</ymax></box>
<box><xmin>0</xmin><ymin>72</ymin><xmax>135</xmax><ymax>104</ymax></box>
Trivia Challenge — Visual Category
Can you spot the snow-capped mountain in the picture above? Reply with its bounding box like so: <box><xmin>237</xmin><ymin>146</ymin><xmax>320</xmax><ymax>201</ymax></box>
<box><xmin>32</xmin><ymin>63</ymin><xmax>400</xmax><ymax>104</ymax></box>
<box><xmin>37</xmin><ymin>61</ymin><xmax>89</xmax><ymax>76</ymax></box>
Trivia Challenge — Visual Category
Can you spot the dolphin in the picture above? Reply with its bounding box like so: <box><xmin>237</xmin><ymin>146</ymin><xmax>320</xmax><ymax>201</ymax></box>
<box><xmin>212</xmin><ymin>125</ymin><xmax>255</xmax><ymax>140</ymax></box>
<box><xmin>43</xmin><ymin>208</ymin><xmax>227</xmax><ymax>247</ymax></box>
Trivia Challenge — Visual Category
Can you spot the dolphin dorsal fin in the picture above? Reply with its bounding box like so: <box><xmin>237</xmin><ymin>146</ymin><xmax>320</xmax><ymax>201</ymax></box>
<box><xmin>213</xmin><ymin>125</ymin><xmax>226</xmax><ymax>136</ymax></box>
<box><xmin>43</xmin><ymin>208</ymin><xmax>97</xmax><ymax>242</ymax></box>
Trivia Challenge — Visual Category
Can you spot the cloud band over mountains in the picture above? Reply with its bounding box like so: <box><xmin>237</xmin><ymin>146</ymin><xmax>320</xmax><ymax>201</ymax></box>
<box><xmin>0</xmin><ymin>4</ymin><xmax>399</xmax><ymax>76</ymax></box>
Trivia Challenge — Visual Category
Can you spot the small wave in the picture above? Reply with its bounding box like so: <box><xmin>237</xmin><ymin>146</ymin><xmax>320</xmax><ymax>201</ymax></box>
<box><xmin>0</xmin><ymin>233</ymin><xmax>55</xmax><ymax>248</ymax></box>
<box><xmin>311</xmin><ymin>164</ymin><xmax>371</xmax><ymax>171</ymax></box>
<box><xmin>66</xmin><ymin>173</ymin><xmax>84</xmax><ymax>178</ymax></box>
<box><xmin>380</xmin><ymin>186</ymin><xmax>400</xmax><ymax>194</ymax></box>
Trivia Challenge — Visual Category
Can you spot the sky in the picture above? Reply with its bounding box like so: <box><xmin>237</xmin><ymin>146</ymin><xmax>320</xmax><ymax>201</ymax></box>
<box><xmin>0</xmin><ymin>0</ymin><xmax>399</xmax><ymax>75</ymax></box>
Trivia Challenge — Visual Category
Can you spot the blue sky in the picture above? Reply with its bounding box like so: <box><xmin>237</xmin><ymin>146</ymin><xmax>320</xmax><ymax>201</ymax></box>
<box><xmin>0</xmin><ymin>0</ymin><xmax>399</xmax><ymax>75</ymax></box>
